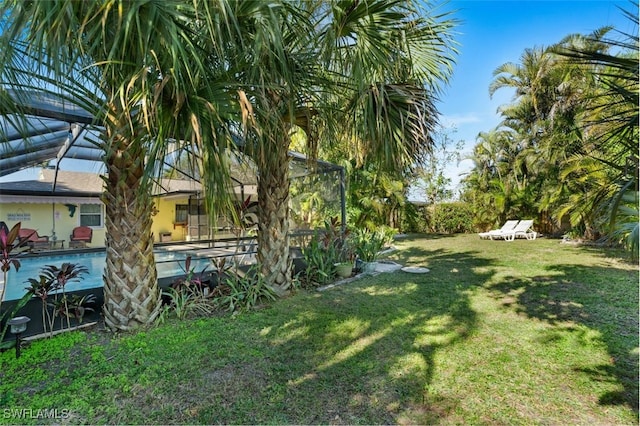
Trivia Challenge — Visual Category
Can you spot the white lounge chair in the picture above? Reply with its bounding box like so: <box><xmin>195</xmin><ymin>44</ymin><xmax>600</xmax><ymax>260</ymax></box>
<box><xmin>478</xmin><ymin>220</ymin><xmax>519</xmax><ymax>240</ymax></box>
<box><xmin>497</xmin><ymin>219</ymin><xmax>537</xmax><ymax>241</ymax></box>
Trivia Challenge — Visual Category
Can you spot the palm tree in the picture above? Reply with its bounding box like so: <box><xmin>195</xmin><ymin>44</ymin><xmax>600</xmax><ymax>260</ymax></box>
<box><xmin>234</xmin><ymin>0</ymin><xmax>457</xmax><ymax>294</ymax></box>
<box><xmin>0</xmin><ymin>1</ymin><xmax>240</xmax><ymax>330</ymax></box>
<box><xmin>554</xmin><ymin>6</ymin><xmax>639</xmax><ymax>252</ymax></box>
<box><xmin>490</xmin><ymin>47</ymin><xmax>559</xmax><ymax>124</ymax></box>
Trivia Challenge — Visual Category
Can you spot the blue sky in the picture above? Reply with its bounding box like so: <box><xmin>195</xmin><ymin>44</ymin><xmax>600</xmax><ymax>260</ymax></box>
<box><xmin>434</xmin><ymin>0</ymin><xmax>633</xmax><ymax>193</ymax></box>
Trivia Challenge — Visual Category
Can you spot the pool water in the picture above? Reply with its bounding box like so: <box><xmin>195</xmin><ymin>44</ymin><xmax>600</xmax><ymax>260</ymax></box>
<box><xmin>2</xmin><ymin>250</ymin><xmax>212</xmax><ymax>301</ymax></box>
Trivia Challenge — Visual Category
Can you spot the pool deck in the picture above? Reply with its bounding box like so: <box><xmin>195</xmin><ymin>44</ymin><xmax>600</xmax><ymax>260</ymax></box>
<box><xmin>21</xmin><ymin>236</ymin><xmax>259</xmax><ymax>266</ymax></box>
<box><xmin>160</xmin><ymin>240</ymin><xmax>258</xmax><ymax>265</ymax></box>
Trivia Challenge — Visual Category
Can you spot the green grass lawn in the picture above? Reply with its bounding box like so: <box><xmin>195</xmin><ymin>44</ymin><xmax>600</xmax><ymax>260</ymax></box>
<box><xmin>0</xmin><ymin>234</ymin><xmax>637</xmax><ymax>425</ymax></box>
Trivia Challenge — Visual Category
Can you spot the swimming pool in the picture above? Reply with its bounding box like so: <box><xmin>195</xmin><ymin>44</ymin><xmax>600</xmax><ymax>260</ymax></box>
<box><xmin>2</xmin><ymin>250</ymin><xmax>212</xmax><ymax>301</ymax></box>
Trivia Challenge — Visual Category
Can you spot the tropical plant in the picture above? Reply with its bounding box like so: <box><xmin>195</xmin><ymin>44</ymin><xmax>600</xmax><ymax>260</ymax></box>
<box><xmin>233</xmin><ymin>0</ymin><xmax>457</xmax><ymax>296</ymax></box>
<box><xmin>299</xmin><ymin>217</ymin><xmax>355</xmax><ymax>285</ymax></box>
<box><xmin>0</xmin><ymin>291</ymin><xmax>33</xmax><ymax>350</ymax></box>
<box><xmin>162</xmin><ymin>288</ymin><xmax>194</xmax><ymax>321</ymax></box>
<box><xmin>347</xmin><ymin>165</ymin><xmax>408</xmax><ymax>230</ymax></box>
<box><xmin>51</xmin><ymin>294</ymin><xmax>96</xmax><ymax>324</ymax></box>
<box><xmin>210</xmin><ymin>257</ymin><xmax>232</xmax><ymax>288</ymax></box>
<box><xmin>0</xmin><ymin>221</ymin><xmax>33</xmax><ymax>346</ymax></box>
<box><xmin>335</xmin><ymin>238</ymin><xmax>355</xmax><ymax>265</ymax></box>
<box><xmin>607</xmin><ymin>190</ymin><xmax>639</xmax><ymax>255</ymax></box>
<box><xmin>0</xmin><ymin>0</ymin><xmax>240</xmax><ymax>331</ymax></box>
<box><xmin>24</xmin><ymin>274</ymin><xmax>55</xmax><ymax>337</ymax></box>
<box><xmin>162</xmin><ymin>286</ymin><xmax>217</xmax><ymax>320</ymax></box>
<box><xmin>24</xmin><ymin>263</ymin><xmax>88</xmax><ymax>335</ymax></box>
<box><xmin>351</xmin><ymin>227</ymin><xmax>392</xmax><ymax>263</ymax></box>
<box><xmin>171</xmin><ymin>256</ymin><xmax>211</xmax><ymax>294</ymax></box>
<box><xmin>290</xmin><ymin>170</ymin><xmax>343</xmax><ymax>229</ymax></box>
<box><xmin>462</xmin><ymin>4</ymin><xmax>637</xmax><ymax>249</ymax></box>
<box><xmin>215</xmin><ymin>266</ymin><xmax>277</xmax><ymax>313</ymax></box>
<box><xmin>21</xmin><ymin>262</ymin><xmax>92</xmax><ymax>337</ymax></box>
<box><xmin>0</xmin><ymin>222</ymin><xmax>29</xmax><ymax>314</ymax></box>
<box><xmin>301</xmin><ymin>232</ymin><xmax>340</xmax><ymax>286</ymax></box>
<box><xmin>554</xmin><ymin>6</ymin><xmax>639</xmax><ymax>254</ymax></box>
<box><xmin>162</xmin><ymin>255</ymin><xmax>220</xmax><ymax>320</ymax></box>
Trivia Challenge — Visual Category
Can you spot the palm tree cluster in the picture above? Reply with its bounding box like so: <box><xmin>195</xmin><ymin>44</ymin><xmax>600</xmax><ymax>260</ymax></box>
<box><xmin>461</xmin><ymin>5</ymin><xmax>638</xmax><ymax>254</ymax></box>
<box><xmin>0</xmin><ymin>1</ymin><xmax>457</xmax><ymax>330</ymax></box>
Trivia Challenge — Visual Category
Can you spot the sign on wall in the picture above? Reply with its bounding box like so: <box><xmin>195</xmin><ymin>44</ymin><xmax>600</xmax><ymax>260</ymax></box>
<box><xmin>7</xmin><ymin>213</ymin><xmax>31</xmax><ymax>221</ymax></box>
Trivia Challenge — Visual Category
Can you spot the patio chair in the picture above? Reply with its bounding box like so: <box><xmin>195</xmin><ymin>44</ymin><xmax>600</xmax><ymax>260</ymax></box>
<box><xmin>496</xmin><ymin>219</ymin><xmax>537</xmax><ymax>241</ymax></box>
<box><xmin>70</xmin><ymin>226</ymin><xmax>93</xmax><ymax>248</ymax></box>
<box><xmin>18</xmin><ymin>228</ymin><xmax>50</xmax><ymax>250</ymax></box>
<box><xmin>478</xmin><ymin>220</ymin><xmax>519</xmax><ymax>240</ymax></box>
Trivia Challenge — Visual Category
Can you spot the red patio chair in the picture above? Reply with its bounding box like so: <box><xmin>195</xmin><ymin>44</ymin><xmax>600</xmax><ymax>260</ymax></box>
<box><xmin>70</xmin><ymin>226</ymin><xmax>93</xmax><ymax>247</ymax></box>
<box><xmin>18</xmin><ymin>228</ymin><xmax>50</xmax><ymax>250</ymax></box>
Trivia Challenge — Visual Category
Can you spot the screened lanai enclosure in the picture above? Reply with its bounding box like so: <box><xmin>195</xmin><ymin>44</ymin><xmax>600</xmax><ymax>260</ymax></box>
<box><xmin>0</xmin><ymin>91</ymin><xmax>346</xmax><ymax>247</ymax></box>
<box><xmin>176</xmin><ymin>151</ymin><xmax>345</xmax><ymax>242</ymax></box>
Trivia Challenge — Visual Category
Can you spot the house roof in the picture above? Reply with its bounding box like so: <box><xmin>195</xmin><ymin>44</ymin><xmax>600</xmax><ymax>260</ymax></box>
<box><xmin>0</xmin><ymin>169</ymin><xmax>203</xmax><ymax>203</ymax></box>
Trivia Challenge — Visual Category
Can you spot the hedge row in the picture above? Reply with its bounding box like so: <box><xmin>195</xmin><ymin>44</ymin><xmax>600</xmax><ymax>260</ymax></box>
<box><xmin>402</xmin><ymin>202</ymin><xmax>474</xmax><ymax>234</ymax></box>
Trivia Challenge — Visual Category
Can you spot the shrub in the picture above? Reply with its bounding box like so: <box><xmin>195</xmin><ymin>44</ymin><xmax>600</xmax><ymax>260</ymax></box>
<box><xmin>300</xmin><ymin>218</ymin><xmax>352</xmax><ymax>286</ymax></box>
<box><xmin>401</xmin><ymin>202</ymin><xmax>429</xmax><ymax>233</ymax></box>
<box><xmin>429</xmin><ymin>202</ymin><xmax>474</xmax><ymax>234</ymax></box>
<box><xmin>215</xmin><ymin>266</ymin><xmax>277</xmax><ymax>313</ymax></box>
<box><xmin>351</xmin><ymin>227</ymin><xmax>394</xmax><ymax>262</ymax></box>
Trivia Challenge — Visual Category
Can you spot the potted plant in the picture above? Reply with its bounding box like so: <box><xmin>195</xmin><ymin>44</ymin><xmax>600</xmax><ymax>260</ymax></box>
<box><xmin>300</xmin><ymin>218</ymin><xmax>358</xmax><ymax>283</ymax></box>
<box><xmin>334</xmin><ymin>238</ymin><xmax>355</xmax><ymax>279</ymax></box>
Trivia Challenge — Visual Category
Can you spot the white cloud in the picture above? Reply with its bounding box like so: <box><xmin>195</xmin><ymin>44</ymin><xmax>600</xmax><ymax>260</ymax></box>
<box><xmin>440</xmin><ymin>113</ymin><xmax>482</xmax><ymax>127</ymax></box>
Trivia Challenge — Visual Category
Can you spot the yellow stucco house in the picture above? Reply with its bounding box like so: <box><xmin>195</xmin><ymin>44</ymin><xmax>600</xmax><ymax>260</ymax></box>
<box><xmin>0</xmin><ymin>168</ymin><xmax>220</xmax><ymax>248</ymax></box>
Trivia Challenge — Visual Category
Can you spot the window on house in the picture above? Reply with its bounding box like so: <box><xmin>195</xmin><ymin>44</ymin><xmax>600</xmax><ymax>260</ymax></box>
<box><xmin>188</xmin><ymin>198</ymin><xmax>206</xmax><ymax>215</ymax></box>
<box><xmin>80</xmin><ymin>204</ymin><xmax>103</xmax><ymax>227</ymax></box>
<box><xmin>175</xmin><ymin>204</ymin><xmax>188</xmax><ymax>224</ymax></box>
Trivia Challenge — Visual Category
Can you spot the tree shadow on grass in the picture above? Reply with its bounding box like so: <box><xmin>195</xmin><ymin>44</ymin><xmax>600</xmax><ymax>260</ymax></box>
<box><xmin>486</xmin><ymin>263</ymin><xmax>639</xmax><ymax>414</ymax></box>
<box><xmin>0</xmin><ymin>246</ymin><xmax>493</xmax><ymax>425</ymax></box>
<box><xmin>394</xmin><ymin>233</ymin><xmax>459</xmax><ymax>243</ymax></box>
<box><xmin>260</xmin><ymin>248</ymin><xmax>494</xmax><ymax>424</ymax></box>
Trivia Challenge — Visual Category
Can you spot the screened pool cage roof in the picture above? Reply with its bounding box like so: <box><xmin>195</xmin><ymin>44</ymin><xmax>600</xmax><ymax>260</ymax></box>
<box><xmin>0</xmin><ymin>91</ymin><xmax>343</xmax><ymax>187</ymax></box>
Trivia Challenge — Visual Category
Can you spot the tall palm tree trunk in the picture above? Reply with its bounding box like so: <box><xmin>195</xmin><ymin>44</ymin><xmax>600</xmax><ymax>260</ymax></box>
<box><xmin>256</xmin><ymin>136</ymin><xmax>292</xmax><ymax>296</ymax></box>
<box><xmin>101</xmin><ymin>121</ymin><xmax>161</xmax><ymax>331</ymax></box>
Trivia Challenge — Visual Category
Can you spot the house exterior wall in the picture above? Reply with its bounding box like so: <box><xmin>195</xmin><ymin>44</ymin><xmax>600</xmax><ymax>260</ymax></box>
<box><xmin>1</xmin><ymin>196</ymin><xmax>201</xmax><ymax>246</ymax></box>
<box><xmin>151</xmin><ymin>197</ymin><xmax>190</xmax><ymax>242</ymax></box>
<box><xmin>0</xmin><ymin>201</ymin><xmax>107</xmax><ymax>248</ymax></box>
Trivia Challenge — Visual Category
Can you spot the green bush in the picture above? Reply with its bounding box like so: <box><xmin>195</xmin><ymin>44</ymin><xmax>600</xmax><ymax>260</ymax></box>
<box><xmin>401</xmin><ymin>202</ymin><xmax>474</xmax><ymax>234</ymax></box>
<box><xmin>218</xmin><ymin>267</ymin><xmax>277</xmax><ymax>312</ymax></box>
<box><xmin>299</xmin><ymin>218</ymin><xmax>351</xmax><ymax>286</ymax></box>
<box><xmin>301</xmin><ymin>232</ymin><xmax>338</xmax><ymax>285</ymax></box>
<box><xmin>401</xmin><ymin>203</ymin><xmax>429</xmax><ymax>233</ymax></box>
<box><xmin>429</xmin><ymin>202</ymin><xmax>474</xmax><ymax>234</ymax></box>
<box><xmin>351</xmin><ymin>227</ymin><xmax>394</xmax><ymax>261</ymax></box>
